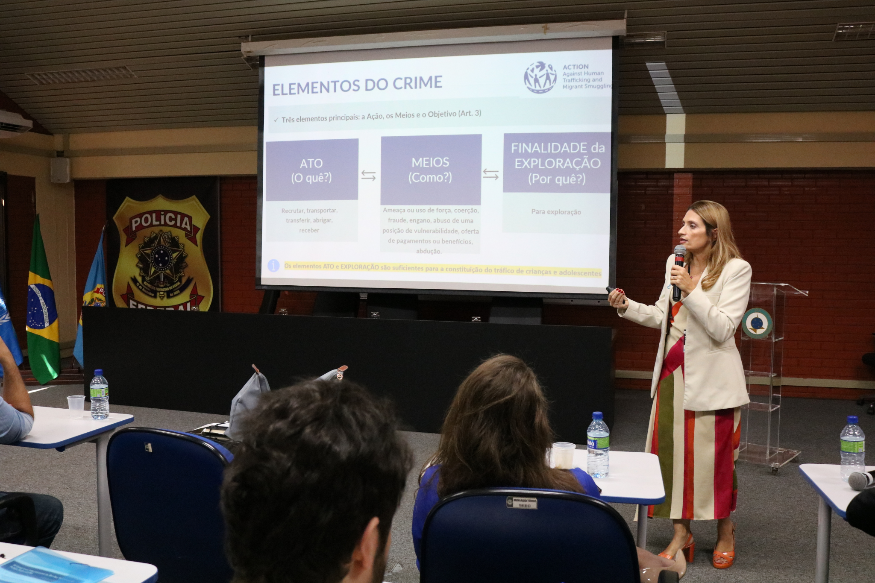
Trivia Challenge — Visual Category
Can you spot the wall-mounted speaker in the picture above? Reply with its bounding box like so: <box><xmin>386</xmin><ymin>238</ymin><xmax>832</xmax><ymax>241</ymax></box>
<box><xmin>50</xmin><ymin>157</ymin><xmax>71</xmax><ymax>183</ymax></box>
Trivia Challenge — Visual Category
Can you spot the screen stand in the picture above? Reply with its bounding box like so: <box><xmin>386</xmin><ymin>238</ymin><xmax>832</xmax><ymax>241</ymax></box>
<box><xmin>311</xmin><ymin>292</ymin><xmax>359</xmax><ymax>317</ymax></box>
<box><xmin>259</xmin><ymin>290</ymin><xmax>279</xmax><ymax>314</ymax></box>
<box><xmin>366</xmin><ymin>293</ymin><xmax>418</xmax><ymax>320</ymax></box>
<box><xmin>489</xmin><ymin>297</ymin><xmax>543</xmax><ymax>325</ymax></box>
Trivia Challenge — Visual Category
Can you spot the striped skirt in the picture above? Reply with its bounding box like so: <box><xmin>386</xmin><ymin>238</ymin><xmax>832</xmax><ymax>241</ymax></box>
<box><xmin>645</xmin><ymin>303</ymin><xmax>741</xmax><ymax>520</ymax></box>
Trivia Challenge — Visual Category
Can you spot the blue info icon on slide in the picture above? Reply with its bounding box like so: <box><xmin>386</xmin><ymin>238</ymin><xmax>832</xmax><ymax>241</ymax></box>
<box><xmin>268</xmin><ymin>259</ymin><xmax>280</xmax><ymax>273</ymax></box>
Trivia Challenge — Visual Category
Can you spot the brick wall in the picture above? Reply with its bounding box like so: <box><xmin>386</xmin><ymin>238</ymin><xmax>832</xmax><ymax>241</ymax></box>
<box><xmin>220</xmin><ymin>177</ymin><xmax>317</xmax><ymax>314</ymax></box>
<box><xmin>75</xmin><ymin>171</ymin><xmax>875</xmax><ymax>397</ymax></box>
<box><xmin>692</xmin><ymin>171</ymin><xmax>875</xmax><ymax>385</ymax></box>
<box><xmin>219</xmin><ymin>177</ymin><xmax>264</xmax><ymax>313</ymax></box>
<box><xmin>582</xmin><ymin>170</ymin><xmax>875</xmax><ymax>396</ymax></box>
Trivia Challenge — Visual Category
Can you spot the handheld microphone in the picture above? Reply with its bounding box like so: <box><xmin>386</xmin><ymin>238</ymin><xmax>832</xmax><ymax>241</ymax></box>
<box><xmin>672</xmin><ymin>245</ymin><xmax>686</xmax><ymax>302</ymax></box>
<box><xmin>849</xmin><ymin>470</ymin><xmax>875</xmax><ymax>491</ymax></box>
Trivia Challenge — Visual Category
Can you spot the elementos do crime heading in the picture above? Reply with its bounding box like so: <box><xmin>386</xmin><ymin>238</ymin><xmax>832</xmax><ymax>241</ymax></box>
<box><xmin>272</xmin><ymin>76</ymin><xmax>443</xmax><ymax>95</ymax></box>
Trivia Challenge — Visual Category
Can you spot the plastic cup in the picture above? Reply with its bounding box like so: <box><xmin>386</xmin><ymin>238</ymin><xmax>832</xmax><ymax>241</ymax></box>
<box><xmin>552</xmin><ymin>442</ymin><xmax>576</xmax><ymax>470</ymax></box>
<box><xmin>67</xmin><ymin>395</ymin><xmax>85</xmax><ymax>418</ymax></box>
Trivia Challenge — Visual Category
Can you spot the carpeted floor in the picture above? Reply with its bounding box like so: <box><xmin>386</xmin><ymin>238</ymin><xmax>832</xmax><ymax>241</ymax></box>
<box><xmin>3</xmin><ymin>385</ymin><xmax>874</xmax><ymax>582</ymax></box>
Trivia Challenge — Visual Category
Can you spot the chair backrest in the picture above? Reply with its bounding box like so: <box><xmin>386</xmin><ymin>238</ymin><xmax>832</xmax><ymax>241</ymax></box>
<box><xmin>421</xmin><ymin>488</ymin><xmax>640</xmax><ymax>583</ymax></box>
<box><xmin>107</xmin><ymin>427</ymin><xmax>234</xmax><ymax>583</ymax></box>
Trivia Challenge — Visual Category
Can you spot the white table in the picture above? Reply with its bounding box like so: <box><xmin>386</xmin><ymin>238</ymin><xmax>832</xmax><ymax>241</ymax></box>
<box><xmin>8</xmin><ymin>406</ymin><xmax>134</xmax><ymax>557</ymax></box>
<box><xmin>799</xmin><ymin>463</ymin><xmax>875</xmax><ymax>583</ymax></box>
<box><xmin>565</xmin><ymin>450</ymin><xmax>666</xmax><ymax>548</ymax></box>
<box><xmin>0</xmin><ymin>542</ymin><xmax>156</xmax><ymax>582</ymax></box>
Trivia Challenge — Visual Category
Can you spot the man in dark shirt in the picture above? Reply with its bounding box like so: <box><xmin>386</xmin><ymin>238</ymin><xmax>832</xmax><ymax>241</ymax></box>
<box><xmin>0</xmin><ymin>337</ymin><xmax>63</xmax><ymax>547</ymax></box>
<box><xmin>221</xmin><ymin>379</ymin><xmax>412</xmax><ymax>583</ymax></box>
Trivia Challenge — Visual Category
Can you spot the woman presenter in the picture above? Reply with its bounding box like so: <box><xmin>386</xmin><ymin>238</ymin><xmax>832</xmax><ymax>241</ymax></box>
<box><xmin>608</xmin><ymin>200</ymin><xmax>751</xmax><ymax>570</ymax></box>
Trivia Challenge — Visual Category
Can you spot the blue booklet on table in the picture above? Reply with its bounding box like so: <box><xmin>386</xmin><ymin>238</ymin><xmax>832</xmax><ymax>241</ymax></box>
<box><xmin>0</xmin><ymin>547</ymin><xmax>113</xmax><ymax>583</ymax></box>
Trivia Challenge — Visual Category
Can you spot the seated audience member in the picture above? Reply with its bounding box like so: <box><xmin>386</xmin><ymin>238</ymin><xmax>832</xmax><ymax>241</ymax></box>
<box><xmin>411</xmin><ymin>354</ymin><xmax>685</xmax><ymax>580</ymax></box>
<box><xmin>0</xmin><ymin>338</ymin><xmax>63</xmax><ymax>547</ymax></box>
<box><xmin>847</xmin><ymin>487</ymin><xmax>875</xmax><ymax>538</ymax></box>
<box><xmin>221</xmin><ymin>379</ymin><xmax>413</xmax><ymax>583</ymax></box>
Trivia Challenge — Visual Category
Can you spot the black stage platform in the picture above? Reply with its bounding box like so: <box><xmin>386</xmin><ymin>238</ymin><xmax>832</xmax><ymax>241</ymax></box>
<box><xmin>82</xmin><ymin>308</ymin><xmax>613</xmax><ymax>443</ymax></box>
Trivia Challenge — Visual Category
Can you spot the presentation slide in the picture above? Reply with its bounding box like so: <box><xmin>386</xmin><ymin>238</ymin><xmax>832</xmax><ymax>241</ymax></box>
<box><xmin>258</xmin><ymin>37</ymin><xmax>615</xmax><ymax>296</ymax></box>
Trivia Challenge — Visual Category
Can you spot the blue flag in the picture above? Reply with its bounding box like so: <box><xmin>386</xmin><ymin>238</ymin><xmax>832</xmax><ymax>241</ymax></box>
<box><xmin>0</xmin><ymin>282</ymin><xmax>23</xmax><ymax>377</ymax></box>
<box><xmin>73</xmin><ymin>232</ymin><xmax>107</xmax><ymax>368</ymax></box>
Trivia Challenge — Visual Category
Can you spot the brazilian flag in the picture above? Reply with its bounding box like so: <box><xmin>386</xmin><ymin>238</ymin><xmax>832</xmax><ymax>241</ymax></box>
<box><xmin>26</xmin><ymin>216</ymin><xmax>60</xmax><ymax>384</ymax></box>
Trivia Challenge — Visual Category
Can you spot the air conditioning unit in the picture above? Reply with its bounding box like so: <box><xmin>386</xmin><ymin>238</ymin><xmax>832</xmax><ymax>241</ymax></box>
<box><xmin>0</xmin><ymin>110</ymin><xmax>33</xmax><ymax>138</ymax></box>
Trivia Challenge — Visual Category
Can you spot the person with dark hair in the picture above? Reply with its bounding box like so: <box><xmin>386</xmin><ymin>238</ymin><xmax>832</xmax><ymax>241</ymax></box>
<box><xmin>0</xmin><ymin>337</ymin><xmax>63</xmax><ymax>547</ymax></box>
<box><xmin>221</xmin><ymin>379</ymin><xmax>413</xmax><ymax>583</ymax></box>
<box><xmin>411</xmin><ymin>354</ymin><xmax>685</xmax><ymax>580</ymax></box>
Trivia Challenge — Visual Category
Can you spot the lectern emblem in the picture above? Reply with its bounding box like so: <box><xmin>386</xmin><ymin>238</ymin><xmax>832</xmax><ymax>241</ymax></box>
<box><xmin>112</xmin><ymin>195</ymin><xmax>213</xmax><ymax>311</ymax></box>
<box><xmin>742</xmin><ymin>308</ymin><xmax>773</xmax><ymax>339</ymax></box>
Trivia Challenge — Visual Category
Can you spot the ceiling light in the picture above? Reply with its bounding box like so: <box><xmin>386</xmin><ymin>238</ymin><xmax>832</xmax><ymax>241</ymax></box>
<box><xmin>26</xmin><ymin>66</ymin><xmax>137</xmax><ymax>85</ymax></box>
<box><xmin>646</xmin><ymin>62</ymin><xmax>684</xmax><ymax>114</ymax></box>
<box><xmin>834</xmin><ymin>22</ymin><xmax>874</xmax><ymax>41</ymax></box>
<box><xmin>622</xmin><ymin>32</ymin><xmax>666</xmax><ymax>48</ymax></box>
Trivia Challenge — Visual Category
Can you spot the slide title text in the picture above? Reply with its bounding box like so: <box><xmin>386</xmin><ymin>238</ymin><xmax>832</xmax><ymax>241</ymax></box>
<box><xmin>273</xmin><ymin>76</ymin><xmax>443</xmax><ymax>96</ymax></box>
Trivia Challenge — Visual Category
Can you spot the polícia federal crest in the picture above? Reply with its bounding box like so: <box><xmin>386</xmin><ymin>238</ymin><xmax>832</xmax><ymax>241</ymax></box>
<box><xmin>112</xmin><ymin>195</ymin><xmax>213</xmax><ymax>311</ymax></box>
<box><xmin>135</xmin><ymin>230</ymin><xmax>188</xmax><ymax>298</ymax></box>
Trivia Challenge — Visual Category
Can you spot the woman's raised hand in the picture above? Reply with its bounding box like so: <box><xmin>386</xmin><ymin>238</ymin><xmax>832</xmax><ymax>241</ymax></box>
<box><xmin>608</xmin><ymin>288</ymin><xmax>629</xmax><ymax>309</ymax></box>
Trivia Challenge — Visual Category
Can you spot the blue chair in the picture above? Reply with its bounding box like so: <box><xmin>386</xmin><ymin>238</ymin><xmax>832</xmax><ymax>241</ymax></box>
<box><xmin>106</xmin><ymin>427</ymin><xmax>234</xmax><ymax>583</ymax></box>
<box><xmin>421</xmin><ymin>488</ymin><xmax>651</xmax><ymax>583</ymax></box>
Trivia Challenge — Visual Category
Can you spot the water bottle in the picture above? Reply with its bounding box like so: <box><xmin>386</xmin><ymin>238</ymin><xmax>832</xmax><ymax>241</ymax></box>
<box><xmin>587</xmin><ymin>411</ymin><xmax>610</xmax><ymax>478</ymax></box>
<box><xmin>840</xmin><ymin>415</ymin><xmax>865</xmax><ymax>482</ymax></box>
<box><xmin>90</xmin><ymin>369</ymin><xmax>109</xmax><ymax>420</ymax></box>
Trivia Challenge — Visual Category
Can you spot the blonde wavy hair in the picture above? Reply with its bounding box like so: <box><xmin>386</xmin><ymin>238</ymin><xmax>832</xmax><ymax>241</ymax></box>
<box><xmin>684</xmin><ymin>200</ymin><xmax>742</xmax><ymax>291</ymax></box>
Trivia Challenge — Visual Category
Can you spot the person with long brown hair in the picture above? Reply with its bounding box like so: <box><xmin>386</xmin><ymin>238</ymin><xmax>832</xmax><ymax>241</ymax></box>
<box><xmin>608</xmin><ymin>200</ymin><xmax>751</xmax><ymax>570</ymax></box>
<box><xmin>411</xmin><ymin>354</ymin><xmax>686</xmax><ymax>580</ymax></box>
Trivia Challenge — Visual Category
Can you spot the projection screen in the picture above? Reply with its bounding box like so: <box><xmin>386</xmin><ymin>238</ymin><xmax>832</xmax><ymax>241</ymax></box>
<box><xmin>255</xmin><ymin>28</ymin><xmax>619</xmax><ymax>298</ymax></box>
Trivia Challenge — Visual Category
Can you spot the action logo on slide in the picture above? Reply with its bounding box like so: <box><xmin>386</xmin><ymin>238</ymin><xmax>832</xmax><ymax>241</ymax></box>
<box><xmin>523</xmin><ymin>62</ymin><xmax>557</xmax><ymax>94</ymax></box>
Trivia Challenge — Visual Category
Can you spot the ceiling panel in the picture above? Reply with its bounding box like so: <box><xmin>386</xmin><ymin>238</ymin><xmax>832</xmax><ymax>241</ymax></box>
<box><xmin>1</xmin><ymin>0</ymin><xmax>873</xmax><ymax>133</ymax></box>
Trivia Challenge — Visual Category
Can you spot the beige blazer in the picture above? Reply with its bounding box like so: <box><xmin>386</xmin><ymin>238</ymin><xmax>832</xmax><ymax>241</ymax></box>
<box><xmin>619</xmin><ymin>255</ymin><xmax>752</xmax><ymax>411</ymax></box>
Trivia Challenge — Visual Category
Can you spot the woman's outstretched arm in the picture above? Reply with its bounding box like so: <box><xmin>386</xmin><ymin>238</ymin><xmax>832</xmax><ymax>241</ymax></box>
<box><xmin>614</xmin><ymin>255</ymin><xmax>674</xmax><ymax>330</ymax></box>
